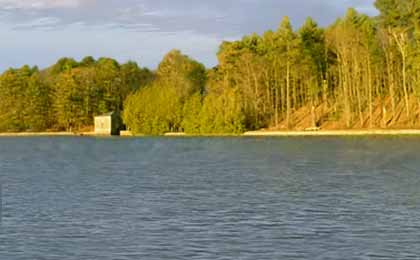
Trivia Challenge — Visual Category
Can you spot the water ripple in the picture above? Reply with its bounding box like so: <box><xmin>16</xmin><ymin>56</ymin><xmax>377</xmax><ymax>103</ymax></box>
<box><xmin>1</xmin><ymin>137</ymin><xmax>420</xmax><ymax>259</ymax></box>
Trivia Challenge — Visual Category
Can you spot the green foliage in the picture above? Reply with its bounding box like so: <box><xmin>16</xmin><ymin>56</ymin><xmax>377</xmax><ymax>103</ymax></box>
<box><xmin>49</xmin><ymin>57</ymin><xmax>153</xmax><ymax>131</ymax></box>
<box><xmin>295</xmin><ymin>17</ymin><xmax>328</xmax><ymax>101</ymax></box>
<box><xmin>51</xmin><ymin>57</ymin><xmax>79</xmax><ymax>74</ymax></box>
<box><xmin>375</xmin><ymin>0</ymin><xmax>418</xmax><ymax>28</ymax></box>
<box><xmin>157</xmin><ymin>49</ymin><xmax>206</xmax><ymax>96</ymax></box>
<box><xmin>123</xmin><ymin>50</ymin><xmax>206</xmax><ymax>135</ymax></box>
<box><xmin>80</xmin><ymin>56</ymin><xmax>96</xmax><ymax>67</ymax></box>
<box><xmin>0</xmin><ymin>57</ymin><xmax>153</xmax><ymax>132</ymax></box>
<box><xmin>0</xmin><ymin>66</ymin><xmax>50</xmax><ymax>131</ymax></box>
<box><xmin>53</xmin><ymin>68</ymin><xmax>94</xmax><ymax>130</ymax></box>
<box><xmin>182</xmin><ymin>93</ymin><xmax>203</xmax><ymax>134</ymax></box>
<box><xmin>199</xmin><ymin>88</ymin><xmax>245</xmax><ymax>134</ymax></box>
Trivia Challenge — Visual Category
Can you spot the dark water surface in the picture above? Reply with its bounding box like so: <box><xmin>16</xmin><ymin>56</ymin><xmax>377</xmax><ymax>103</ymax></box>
<box><xmin>1</xmin><ymin>137</ymin><xmax>420</xmax><ymax>259</ymax></box>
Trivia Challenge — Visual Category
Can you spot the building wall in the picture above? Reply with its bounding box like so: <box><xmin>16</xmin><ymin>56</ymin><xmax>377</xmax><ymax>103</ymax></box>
<box><xmin>110</xmin><ymin>115</ymin><xmax>121</xmax><ymax>135</ymax></box>
<box><xmin>95</xmin><ymin>116</ymin><xmax>112</xmax><ymax>135</ymax></box>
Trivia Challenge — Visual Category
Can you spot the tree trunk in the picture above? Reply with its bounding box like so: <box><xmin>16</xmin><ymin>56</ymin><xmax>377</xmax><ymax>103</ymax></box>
<box><xmin>286</xmin><ymin>57</ymin><xmax>291</xmax><ymax>129</ymax></box>
<box><xmin>368</xmin><ymin>56</ymin><xmax>373</xmax><ymax>128</ymax></box>
<box><xmin>385</xmin><ymin>50</ymin><xmax>396</xmax><ymax>117</ymax></box>
<box><xmin>392</xmin><ymin>30</ymin><xmax>410</xmax><ymax>118</ymax></box>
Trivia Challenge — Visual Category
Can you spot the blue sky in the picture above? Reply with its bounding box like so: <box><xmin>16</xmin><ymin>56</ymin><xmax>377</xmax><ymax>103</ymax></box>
<box><xmin>0</xmin><ymin>0</ymin><xmax>377</xmax><ymax>70</ymax></box>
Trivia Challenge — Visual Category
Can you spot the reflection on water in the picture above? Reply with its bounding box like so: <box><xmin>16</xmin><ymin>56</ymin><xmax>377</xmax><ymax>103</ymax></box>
<box><xmin>1</xmin><ymin>137</ymin><xmax>420</xmax><ymax>259</ymax></box>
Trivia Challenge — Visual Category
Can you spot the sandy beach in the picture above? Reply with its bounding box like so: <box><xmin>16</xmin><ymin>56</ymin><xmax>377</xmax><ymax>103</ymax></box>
<box><xmin>0</xmin><ymin>132</ymin><xmax>77</xmax><ymax>137</ymax></box>
<box><xmin>243</xmin><ymin>129</ymin><xmax>420</xmax><ymax>137</ymax></box>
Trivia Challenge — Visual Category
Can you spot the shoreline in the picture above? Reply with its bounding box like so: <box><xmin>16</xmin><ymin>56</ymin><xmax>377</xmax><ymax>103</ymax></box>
<box><xmin>0</xmin><ymin>132</ymin><xmax>100</xmax><ymax>137</ymax></box>
<box><xmin>2</xmin><ymin>129</ymin><xmax>420</xmax><ymax>137</ymax></box>
<box><xmin>0</xmin><ymin>132</ymin><xmax>77</xmax><ymax>137</ymax></box>
<box><xmin>243</xmin><ymin>129</ymin><xmax>420</xmax><ymax>137</ymax></box>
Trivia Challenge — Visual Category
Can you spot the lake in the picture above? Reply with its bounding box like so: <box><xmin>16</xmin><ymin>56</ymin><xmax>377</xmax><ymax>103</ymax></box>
<box><xmin>1</xmin><ymin>136</ymin><xmax>420</xmax><ymax>259</ymax></box>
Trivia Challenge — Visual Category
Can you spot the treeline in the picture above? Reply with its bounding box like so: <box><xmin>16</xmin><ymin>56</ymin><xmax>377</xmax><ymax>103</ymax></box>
<box><xmin>1</xmin><ymin>0</ymin><xmax>419</xmax><ymax>134</ymax></box>
<box><xmin>124</xmin><ymin>0</ymin><xmax>420</xmax><ymax>134</ymax></box>
<box><xmin>123</xmin><ymin>50</ymin><xmax>246</xmax><ymax>135</ymax></box>
<box><xmin>0</xmin><ymin>57</ymin><xmax>153</xmax><ymax>131</ymax></box>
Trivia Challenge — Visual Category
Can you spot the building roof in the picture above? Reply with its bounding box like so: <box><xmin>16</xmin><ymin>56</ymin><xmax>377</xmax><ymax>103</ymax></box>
<box><xmin>95</xmin><ymin>112</ymin><xmax>116</xmax><ymax>117</ymax></box>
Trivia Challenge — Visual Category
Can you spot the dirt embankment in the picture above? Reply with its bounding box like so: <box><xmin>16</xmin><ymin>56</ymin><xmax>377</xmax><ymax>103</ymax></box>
<box><xmin>267</xmin><ymin>96</ymin><xmax>420</xmax><ymax>132</ymax></box>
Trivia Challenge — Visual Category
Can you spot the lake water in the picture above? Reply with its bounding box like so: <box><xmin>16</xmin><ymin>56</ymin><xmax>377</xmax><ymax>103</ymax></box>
<box><xmin>1</xmin><ymin>137</ymin><xmax>420</xmax><ymax>259</ymax></box>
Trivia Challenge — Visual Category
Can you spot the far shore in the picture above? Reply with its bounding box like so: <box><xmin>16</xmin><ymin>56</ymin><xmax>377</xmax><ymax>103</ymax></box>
<box><xmin>243</xmin><ymin>129</ymin><xmax>420</xmax><ymax>137</ymax></box>
<box><xmin>0</xmin><ymin>131</ymin><xmax>100</xmax><ymax>137</ymax></box>
<box><xmin>2</xmin><ymin>129</ymin><xmax>420</xmax><ymax>137</ymax></box>
<box><xmin>0</xmin><ymin>132</ymin><xmax>77</xmax><ymax>137</ymax></box>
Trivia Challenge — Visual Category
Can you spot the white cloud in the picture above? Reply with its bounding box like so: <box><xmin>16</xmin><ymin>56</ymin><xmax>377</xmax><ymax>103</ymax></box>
<box><xmin>14</xmin><ymin>16</ymin><xmax>60</xmax><ymax>29</ymax></box>
<box><xmin>0</xmin><ymin>0</ymin><xmax>88</xmax><ymax>10</ymax></box>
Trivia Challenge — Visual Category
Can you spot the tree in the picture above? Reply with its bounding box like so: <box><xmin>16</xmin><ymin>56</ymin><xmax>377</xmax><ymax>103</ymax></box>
<box><xmin>298</xmin><ymin>17</ymin><xmax>328</xmax><ymax>126</ymax></box>
<box><xmin>182</xmin><ymin>93</ymin><xmax>203</xmax><ymax>134</ymax></box>
<box><xmin>276</xmin><ymin>17</ymin><xmax>298</xmax><ymax>128</ymax></box>
<box><xmin>123</xmin><ymin>50</ymin><xmax>206</xmax><ymax>135</ymax></box>
<box><xmin>375</xmin><ymin>0</ymin><xmax>419</xmax><ymax>118</ymax></box>
<box><xmin>0</xmin><ymin>66</ymin><xmax>51</xmax><ymax>131</ymax></box>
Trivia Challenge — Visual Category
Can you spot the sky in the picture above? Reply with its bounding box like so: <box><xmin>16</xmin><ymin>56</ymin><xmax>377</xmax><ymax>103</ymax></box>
<box><xmin>0</xmin><ymin>0</ymin><xmax>378</xmax><ymax>70</ymax></box>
